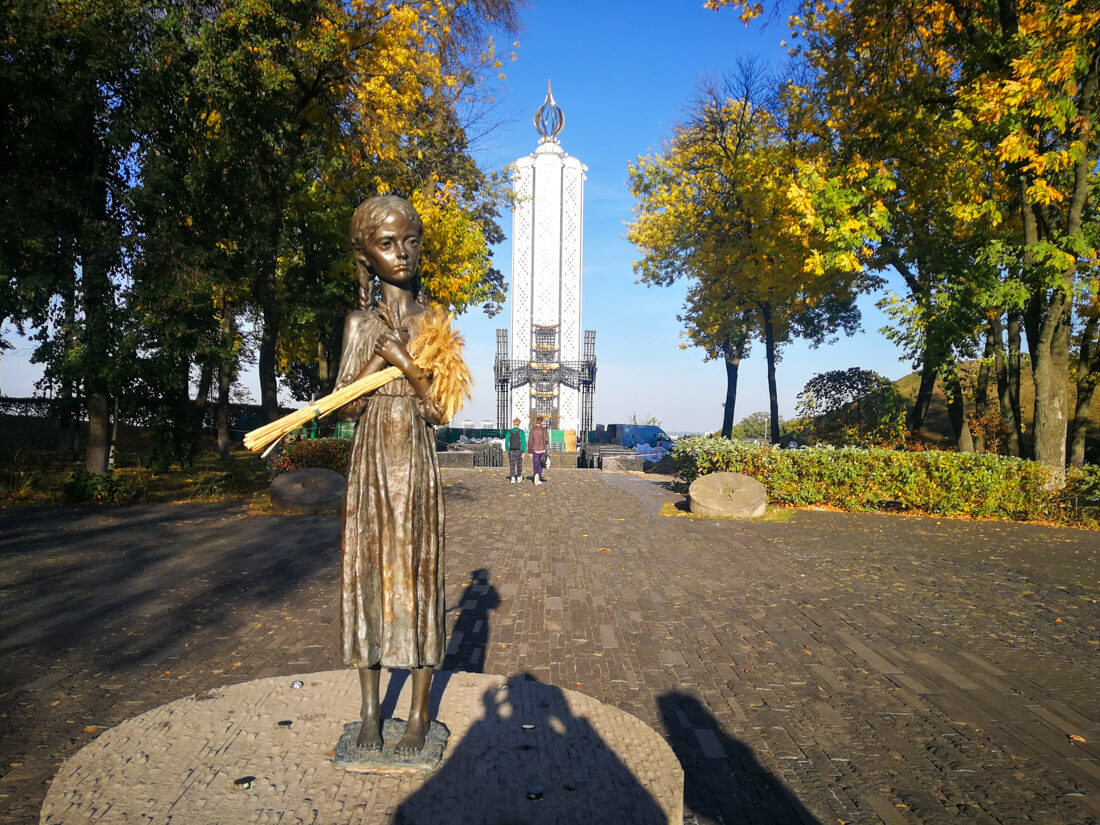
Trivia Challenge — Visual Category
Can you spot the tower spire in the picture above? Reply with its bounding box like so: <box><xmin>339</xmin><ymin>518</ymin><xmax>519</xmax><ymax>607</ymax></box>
<box><xmin>533</xmin><ymin>79</ymin><xmax>564</xmax><ymax>143</ymax></box>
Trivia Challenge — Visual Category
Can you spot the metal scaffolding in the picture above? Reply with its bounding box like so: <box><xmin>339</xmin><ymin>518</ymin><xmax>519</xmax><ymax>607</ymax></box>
<box><xmin>494</xmin><ymin>326</ymin><xmax>596</xmax><ymax>436</ymax></box>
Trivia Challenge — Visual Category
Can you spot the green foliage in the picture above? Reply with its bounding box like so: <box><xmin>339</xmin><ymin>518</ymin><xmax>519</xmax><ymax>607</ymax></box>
<box><xmin>671</xmin><ymin>436</ymin><xmax>1097</xmax><ymax>525</ymax></box>
<box><xmin>795</xmin><ymin>368</ymin><xmax>908</xmax><ymax>447</ymax></box>
<box><xmin>272</xmin><ymin>437</ymin><xmax>351</xmax><ymax>475</ymax></box>
<box><xmin>729</xmin><ymin>411</ymin><xmax>782</xmax><ymax>440</ymax></box>
<box><xmin>1063</xmin><ymin>465</ymin><xmax>1100</xmax><ymax>523</ymax></box>
<box><xmin>63</xmin><ymin>470</ymin><xmax>140</xmax><ymax>504</ymax></box>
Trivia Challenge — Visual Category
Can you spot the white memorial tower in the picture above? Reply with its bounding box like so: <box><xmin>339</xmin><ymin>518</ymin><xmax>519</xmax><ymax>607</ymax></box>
<box><xmin>495</xmin><ymin>83</ymin><xmax>596</xmax><ymax>434</ymax></box>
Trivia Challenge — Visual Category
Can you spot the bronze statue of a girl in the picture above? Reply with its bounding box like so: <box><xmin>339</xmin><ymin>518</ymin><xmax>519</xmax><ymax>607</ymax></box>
<box><xmin>334</xmin><ymin>195</ymin><xmax>451</xmax><ymax>757</ymax></box>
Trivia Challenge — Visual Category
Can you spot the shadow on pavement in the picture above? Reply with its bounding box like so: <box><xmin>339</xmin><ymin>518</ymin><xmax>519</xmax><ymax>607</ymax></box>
<box><xmin>393</xmin><ymin>673</ymin><xmax>666</xmax><ymax>825</ymax></box>
<box><xmin>442</xmin><ymin>568</ymin><xmax>500</xmax><ymax>673</ymax></box>
<box><xmin>0</xmin><ymin>504</ymin><xmax>340</xmax><ymax>677</ymax></box>
<box><xmin>658</xmin><ymin>691</ymin><xmax>823</xmax><ymax>825</ymax></box>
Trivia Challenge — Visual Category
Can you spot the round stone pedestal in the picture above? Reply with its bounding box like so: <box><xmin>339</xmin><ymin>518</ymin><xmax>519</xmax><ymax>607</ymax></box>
<box><xmin>689</xmin><ymin>471</ymin><xmax>767</xmax><ymax>518</ymax></box>
<box><xmin>41</xmin><ymin>670</ymin><xmax>682</xmax><ymax>825</ymax></box>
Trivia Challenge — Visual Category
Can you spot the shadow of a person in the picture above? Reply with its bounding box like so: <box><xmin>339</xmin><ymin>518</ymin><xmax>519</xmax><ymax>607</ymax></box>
<box><xmin>657</xmin><ymin>691</ymin><xmax>823</xmax><ymax>825</ymax></box>
<box><xmin>393</xmin><ymin>673</ymin><xmax>668</xmax><ymax>824</ymax></box>
<box><xmin>443</xmin><ymin>568</ymin><xmax>500</xmax><ymax>673</ymax></box>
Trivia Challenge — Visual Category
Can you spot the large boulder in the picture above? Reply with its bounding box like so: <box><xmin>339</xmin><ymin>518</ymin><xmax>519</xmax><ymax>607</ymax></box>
<box><xmin>270</xmin><ymin>468</ymin><xmax>345</xmax><ymax>514</ymax></box>
<box><xmin>688</xmin><ymin>472</ymin><xmax>766</xmax><ymax>519</ymax></box>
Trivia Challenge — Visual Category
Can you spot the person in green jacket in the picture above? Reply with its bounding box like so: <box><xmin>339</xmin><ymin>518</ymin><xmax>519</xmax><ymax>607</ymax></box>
<box><xmin>505</xmin><ymin>417</ymin><xmax>526</xmax><ymax>483</ymax></box>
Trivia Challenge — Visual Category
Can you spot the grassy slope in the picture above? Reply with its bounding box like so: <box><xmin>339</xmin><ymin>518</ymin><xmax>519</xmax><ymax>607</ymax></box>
<box><xmin>894</xmin><ymin>362</ymin><xmax>1100</xmax><ymax>447</ymax></box>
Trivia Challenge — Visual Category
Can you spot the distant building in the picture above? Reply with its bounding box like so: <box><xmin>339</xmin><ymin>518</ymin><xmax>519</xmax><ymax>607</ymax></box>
<box><xmin>495</xmin><ymin>82</ymin><xmax>596</xmax><ymax>434</ymax></box>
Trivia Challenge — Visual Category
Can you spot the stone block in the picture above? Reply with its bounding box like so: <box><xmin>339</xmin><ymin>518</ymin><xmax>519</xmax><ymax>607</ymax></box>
<box><xmin>270</xmin><ymin>468</ymin><xmax>345</xmax><ymax>514</ymax></box>
<box><xmin>437</xmin><ymin>451</ymin><xmax>476</xmax><ymax>468</ymax></box>
<box><xmin>601</xmin><ymin>453</ymin><xmax>645</xmax><ymax>471</ymax></box>
<box><xmin>689</xmin><ymin>471</ymin><xmax>766</xmax><ymax>518</ymax></box>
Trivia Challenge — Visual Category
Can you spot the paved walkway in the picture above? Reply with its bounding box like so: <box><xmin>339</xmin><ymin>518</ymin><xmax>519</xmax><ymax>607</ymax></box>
<box><xmin>1</xmin><ymin>467</ymin><xmax>1098</xmax><ymax>824</ymax></box>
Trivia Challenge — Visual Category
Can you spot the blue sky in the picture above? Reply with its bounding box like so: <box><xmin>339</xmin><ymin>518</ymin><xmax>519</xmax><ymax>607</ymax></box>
<box><xmin>0</xmin><ymin>0</ymin><xmax>911</xmax><ymax>432</ymax></box>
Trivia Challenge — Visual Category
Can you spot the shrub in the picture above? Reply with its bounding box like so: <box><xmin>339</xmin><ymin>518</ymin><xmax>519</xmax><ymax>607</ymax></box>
<box><xmin>670</xmin><ymin>436</ymin><xmax>1085</xmax><ymax>524</ymax></box>
<box><xmin>63</xmin><ymin>470</ymin><xmax>140</xmax><ymax>504</ymax></box>
<box><xmin>1062</xmin><ymin>465</ymin><xmax>1100</xmax><ymax>523</ymax></box>
<box><xmin>794</xmin><ymin>368</ymin><xmax>908</xmax><ymax>448</ymax></box>
<box><xmin>272</xmin><ymin>437</ymin><xmax>352</xmax><ymax>475</ymax></box>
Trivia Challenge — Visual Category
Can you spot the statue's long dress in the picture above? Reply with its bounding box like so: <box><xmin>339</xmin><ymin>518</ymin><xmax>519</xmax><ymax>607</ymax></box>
<box><xmin>336</xmin><ymin>306</ymin><xmax>445</xmax><ymax>668</ymax></box>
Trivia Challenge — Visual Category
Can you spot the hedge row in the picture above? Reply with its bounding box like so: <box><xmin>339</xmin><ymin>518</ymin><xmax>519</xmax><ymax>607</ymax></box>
<box><xmin>671</xmin><ymin>436</ymin><xmax>1100</xmax><ymax>525</ymax></box>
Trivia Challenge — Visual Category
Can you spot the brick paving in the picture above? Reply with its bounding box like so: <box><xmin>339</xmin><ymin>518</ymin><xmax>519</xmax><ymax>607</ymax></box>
<box><xmin>1</xmin><ymin>467</ymin><xmax>1098</xmax><ymax>824</ymax></box>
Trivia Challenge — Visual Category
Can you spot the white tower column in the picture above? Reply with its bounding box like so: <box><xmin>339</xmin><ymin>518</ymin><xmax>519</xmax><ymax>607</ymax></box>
<box><xmin>508</xmin><ymin>83</ymin><xmax>587</xmax><ymax>432</ymax></box>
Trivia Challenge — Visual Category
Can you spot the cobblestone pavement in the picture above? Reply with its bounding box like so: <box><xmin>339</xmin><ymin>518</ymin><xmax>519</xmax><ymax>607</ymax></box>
<box><xmin>1</xmin><ymin>467</ymin><xmax>1098</xmax><ymax>825</ymax></box>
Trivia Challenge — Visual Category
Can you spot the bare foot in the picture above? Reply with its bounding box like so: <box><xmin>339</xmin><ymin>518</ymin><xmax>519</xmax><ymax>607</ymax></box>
<box><xmin>356</xmin><ymin>715</ymin><xmax>383</xmax><ymax>752</ymax></box>
<box><xmin>395</xmin><ymin>715</ymin><xmax>427</xmax><ymax>757</ymax></box>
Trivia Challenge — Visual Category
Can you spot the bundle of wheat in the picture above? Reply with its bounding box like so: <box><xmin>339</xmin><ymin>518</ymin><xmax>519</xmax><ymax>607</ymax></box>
<box><xmin>243</xmin><ymin>307</ymin><xmax>471</xmax><ymax>454</ymax></box>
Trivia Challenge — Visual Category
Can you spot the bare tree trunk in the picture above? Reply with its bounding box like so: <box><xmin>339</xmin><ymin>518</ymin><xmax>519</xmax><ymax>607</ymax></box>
<box><xmin>719</xmin><ymin>329</ymin><xmax>749</xmax><ymax>439</ymax></box>
<box><xmin>1068</xmin><ymin>311</ymin><xmax>1099</xmax><ymax>466</ymax></box>
<box><xmin>317</xmin><ymin>338</ymin><xmax>332</xmax><ymax>397</ymax></box>
<box><xmin>1069</xmin><ymin>382</ymin><xmax>1097</xmax><ymax>466</ymax></box>
<box><xmin>891</xmin><ymin>255</ymin><xmax>936</xmax><ymax>433</ymax></box>
<box><xmin>972</xmin><ymin>332</ymin><xmax>995</xmax><ymax>453</ymax></box>
<box><xmin>85</xmin><ymin>389</ymin><xmax>111</xmax><ymax>473</ymax></box>
<box><xmin>258</xmin><ymin>276</ymin><xmax>281</xmax><ymax>423</ymax></box>
<box><xmin>82</xmin><ymin>245</ymin><xmax>112</xmax><ymax>475</ymax></box>
<box><xmin>216</xmin><ymin>311</ymin><xmax>234</xmax><ymax>459</ymax></box>
<box><xmin>108</xmin><ymin>395</ymin><xmax>120</xmax><ymax>468</ymax></box>
<box><xmin>944</xmin><ymin>365</ymin><xmax>974</xmax><ymax>452</ymax></box>
<box><xmin>56</xmin><ymin>280</ymin><xmax>78</xmax><ymax>455</ymax></box>
<box><xmin>56</xmin><ymin>380</ymin><xmax>78</xmax><ymax>456</ymax></box>
<box><xmin>193</xmin><ymin>361</ymin><xmax>212</xmax><ymax>438</ymax></box>
<box><xmin>910</xmin><ymin>360</ymin><xmax>937</xmax><ymax>432</ymax></box>
<box><xmin>1007</xmin><ymin>313</ymin><xmax>1026</xmax><ymax>455</ymax></box>
<box><xmin>216</xmin><ymin>366</ymin><xmax>231</xmax><ymax>459</ymax></box>
<box><xmin>762</xmin><ymin>304</ymin><xmax>781</xmax><ymax>444</ymax></box>
<box><xmin>991</xmin><ymin>314</ymin><xmax>1021</xmax><ymax>457</ymax></box>
<box><xmin>1032</xmin><ymin>287</ymin><xmax>1073</xmax><ymax>476</ymax></box>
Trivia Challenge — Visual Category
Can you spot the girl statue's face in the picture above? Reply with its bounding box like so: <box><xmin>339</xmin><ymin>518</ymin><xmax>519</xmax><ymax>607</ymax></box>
<box><xmin>359</xmin><ymin>210</ymin><xmax>421</xmax><ymax>289</ymax></box>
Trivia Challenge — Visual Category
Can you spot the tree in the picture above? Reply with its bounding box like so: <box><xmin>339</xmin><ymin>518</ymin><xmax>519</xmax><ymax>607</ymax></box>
<box><xmin>168</xmin><ymin>0</ymin><xmax>515</xmax><ymax>421</ymax></box>
<box><xmin>1</xmin><ymin>0</ymin><xmax>153</xmax><ymax>472</ymax></box>
<box><xmin>3</xmin><ymin>0</ymin><xmax>520</xmax><ymax>472</ymax></box>
<box><xmin>628</xmin><ymin>67</ymin><xmax>889</xmax><ymax>442</ymax></box>
<box><xmin>795</xmin><ymin>368</ymin><xmax>907</xmax><ymax>447</ymax></box>
<box><xmin>729</xmin><ymin>410</ymin><xmax>782</xmax><ymax>440</ymax></box>
<box><xmin>707</xmin><ymin>0</ymin><xmax>1100</xmax><ymax>474</ymax></box>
